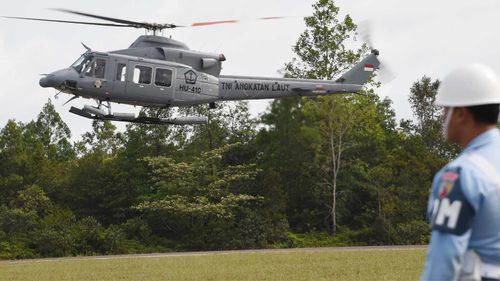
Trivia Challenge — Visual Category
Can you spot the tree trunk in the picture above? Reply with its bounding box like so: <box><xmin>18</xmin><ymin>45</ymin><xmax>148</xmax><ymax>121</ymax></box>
<box><xmin>330</xmin><ymin>122</ymin><xmax>343</xmax><ymax>236</ymax></box>
<box><xmin>332</xmin><ymin>177</ymin><xmax>337</xmax><ymax>235</ymax></box>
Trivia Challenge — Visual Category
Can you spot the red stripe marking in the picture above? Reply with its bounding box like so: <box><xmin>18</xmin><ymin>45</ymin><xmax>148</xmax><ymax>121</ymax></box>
<box><xmin>191</xmin><ymin>20</ymin><xmax>239</xmax><ymax>27</ymax></box>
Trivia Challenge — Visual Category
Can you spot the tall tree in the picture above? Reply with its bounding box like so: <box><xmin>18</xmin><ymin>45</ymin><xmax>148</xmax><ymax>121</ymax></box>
<box><xmin>77</xmin><ymin>120</ymin><xmax>122</xmax><ymax>155</ymax></box>
<box><xmin>257</xmin><ymin>98</ymin><xmax>318</xmax><ymax>232</ymax></box>
<box><xmin>407</xmin><ymin>76</ymin><xmax>459</xmax><ymax>158</ymax></box>
<box><xmin>178</xmin><ymin>101</ymin><xmax>256</xmax><ymax>156</ymax></box>
<box><xmin>409</xmin><ymin>76</ymin><xmax>440</xmax><ymax>133</ymax></box>
<box><xmin>31</xmin><ymin>99</ymin><xmax>74</xmax><ymax>160</ymax></box>
<box><xmin>283</xmin><ymin>0</ymin><xmax>369</xmax><ymax>235</ymax></box>
<box><xmin>0</xmin><ymin>120</ymin><xmax>29</xmax><ymax>203</ymax></box>
<box><xmin>284</xmin><ymin>0</ymin><xmax>365</xmax><ymax>80</ymax></box>
<box><xmin>123</xmin><ymin>107</ymin><xmax>178</xmax><ymax>159</ymax></box>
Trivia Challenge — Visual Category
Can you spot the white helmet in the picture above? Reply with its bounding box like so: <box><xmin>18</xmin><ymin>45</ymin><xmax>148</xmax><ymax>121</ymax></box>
<box><xmin>436</xmin><ymin>64</ymin><xmax>500</xmax><ymax>107</ymax></box>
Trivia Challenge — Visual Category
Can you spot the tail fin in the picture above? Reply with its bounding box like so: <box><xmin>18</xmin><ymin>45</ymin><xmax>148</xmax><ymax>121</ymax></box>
<box><xmin>336</xmin><ymin>49</ymin><xmax>380</xmax><ymax>85</ymax></box>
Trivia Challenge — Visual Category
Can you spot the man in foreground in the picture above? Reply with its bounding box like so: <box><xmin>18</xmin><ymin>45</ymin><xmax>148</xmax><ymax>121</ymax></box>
<box><xmin>421</xmin><ymin>64</ymin><xmax>500</xmax><ymax>281</ymax></box>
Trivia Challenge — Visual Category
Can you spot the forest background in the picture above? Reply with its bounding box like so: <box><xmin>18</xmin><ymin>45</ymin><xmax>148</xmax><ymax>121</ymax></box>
<box><xmin>0</xmin><ymin>0</ymin><xmax>455</xmax><ymax>259</ymax></box>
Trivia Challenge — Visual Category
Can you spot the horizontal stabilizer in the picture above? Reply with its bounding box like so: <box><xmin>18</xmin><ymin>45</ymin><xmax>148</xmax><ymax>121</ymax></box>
<box><xmin>291</xmin><ymin>84</ymin><xmax>353</xmax><ymax>96</ymax></box>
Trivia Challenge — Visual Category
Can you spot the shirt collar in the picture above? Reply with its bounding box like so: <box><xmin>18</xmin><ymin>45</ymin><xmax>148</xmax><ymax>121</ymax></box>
<box><xmin>464</xmin><ymin>128</ymin><xmax>500</xmax><ymax>152</ymax></box>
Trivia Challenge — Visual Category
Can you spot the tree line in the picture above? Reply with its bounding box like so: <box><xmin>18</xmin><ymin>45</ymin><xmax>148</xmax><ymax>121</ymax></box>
<box><xmin>0</xmin><ymin>0</ymin><xmax>454</xmax><ymax>259</ymax></box>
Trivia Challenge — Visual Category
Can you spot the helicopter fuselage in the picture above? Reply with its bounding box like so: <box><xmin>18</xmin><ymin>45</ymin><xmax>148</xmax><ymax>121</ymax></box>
<box><xmin>40</xmin><ymin>50</ymin><xmax>370</xmax><ymax>108</ymax></box>
<box><xmin>5</xmin><ymin>10</ymin><xmax>382</xmax><ymax>125</ymax></box>
<box><xmin>38</xmin><ymin>35</ymin><xmax>379</xmax><ymax>124</ymax></box>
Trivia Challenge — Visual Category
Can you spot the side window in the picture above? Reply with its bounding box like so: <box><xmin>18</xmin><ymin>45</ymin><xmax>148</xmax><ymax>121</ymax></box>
<box><xmin>116</xmin><ymin>63</ymin><xmax>127</xmax><ymax>81</ymax></box>
<box><xmin>155</xmin><ymin>68</ymin><xmax>172</xmax><ymax>87</ymax></box>
<box><xmin>95</xmin><ymin>59</ymin><xmax>106</xmax><ymax>79</ymax></box>
<box><xmin>133</xmin><ymin>65</ymin><xmax>152</xmax><ymax>84</ymax></box>
<box><xmin>84</xmin><ymin>58</ymin><xmax>106</xmax><ymax>78</ymax></box>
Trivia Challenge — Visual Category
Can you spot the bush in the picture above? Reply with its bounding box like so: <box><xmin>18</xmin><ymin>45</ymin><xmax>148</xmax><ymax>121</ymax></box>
<box><xmin>71</xmin><ymin>216</ymin><xmax>103</xmax><ymax>255</ymax></box>
<box><xmin>32</xmin><ymin>208</ymin><xmax>77</xmax><ymax>257</ymax></box>
<box><xmin>119</xmin><ymin>217</ymin><xmax>152</xmax><ymax>242</ymax></box>
<box><xmin>279</xmin><ymin>229</ymin><xmax>362</xmax><ymax>248</ymax></box>
<box><xmin>393</xmin><ymin>220</ymin><xmax>430</xmax><ymax>245</ymax></box>
<box><xmin>0</xmin><ymin>241</ymin><xmax>38</xmax><ymax>259</ymax></box>
<box><xmin>98</xmin><ymin>225</ymin><xmax>126</xmax><ymax>254</ymax></box>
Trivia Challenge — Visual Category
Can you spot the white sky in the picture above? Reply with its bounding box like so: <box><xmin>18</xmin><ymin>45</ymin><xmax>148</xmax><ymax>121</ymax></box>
<box><xmin>1</xmin><ymin>0</ymin><xmax>500</xmax><ymax>139</ymax></box>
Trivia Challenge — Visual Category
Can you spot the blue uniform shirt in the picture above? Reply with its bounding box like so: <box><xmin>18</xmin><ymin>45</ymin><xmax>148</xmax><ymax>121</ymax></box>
<box><xmin>421</xmin><ymin>128</ymin><xmax>500</xmax><ymax>281</ymax></box>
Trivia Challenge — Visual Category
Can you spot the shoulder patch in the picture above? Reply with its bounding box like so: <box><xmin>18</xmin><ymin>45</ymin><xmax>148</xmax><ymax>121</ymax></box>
<box><xmin>438</xmin><ymin>171</ymin><xmax>459</xmax><ymax>198</ymax></box>
<box><xmin>431</xmin><ymin>168</ymin><xmax>475</xmax><ymax>235</ymax></box>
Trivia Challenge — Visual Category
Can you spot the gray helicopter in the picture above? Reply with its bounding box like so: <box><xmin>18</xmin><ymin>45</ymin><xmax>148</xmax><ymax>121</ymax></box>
<box><xmin>5</xmin><ymin>9</ymin><xmax>381</xmax><ymax>125</ymax></box>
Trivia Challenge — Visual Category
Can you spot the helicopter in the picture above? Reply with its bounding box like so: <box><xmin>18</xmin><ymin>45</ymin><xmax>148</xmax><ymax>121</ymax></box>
<box><xmin>4</xmin><ymin>9</ymin><xmax>381</xmax><ymax>125</ymax></box>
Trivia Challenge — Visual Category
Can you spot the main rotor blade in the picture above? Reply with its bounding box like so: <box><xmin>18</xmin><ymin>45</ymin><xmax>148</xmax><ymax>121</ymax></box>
<box><xmin>6</xmin><ymin>10</ymin><xmax>298</xmax><ymax>32</ymax></box>
<box><xmin>3</xmin><ymin>16</ymin><xmax>132</xmax><ymax>27</ymax></box>
<box><xmin>190</xmin><ymin>16</ymin><xmax>292</xmax><ymax>27</ymax></box>
<box><xmin>51</xmin><ymin>8</ymin><xmax>145</xmax><ymax>27</ymax></box>
<box><xmin>192</xmin><ymin>19</ymin><xmax>239</xmax><ymax>27</ymax></box>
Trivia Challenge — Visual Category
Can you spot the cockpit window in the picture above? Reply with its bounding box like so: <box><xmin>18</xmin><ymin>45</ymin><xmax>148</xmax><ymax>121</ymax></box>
<box><xmin>94</xmin><ymin>59</ymin><xmax>106</xmax><ymax>78</ymax></box>
<box><xmin>85</xmin><ymin>61</ymin><xmax>95</xmax><ymax>77</ymax></box>
<box><xmin>83</xmin><ymin>58</ymin><xmax>106</xmax><ymax>78</ymax></box>
<box><xmin>71</xmin><ymin>53</ymin><xmax>92</xmax><ymax>73</ymax></box>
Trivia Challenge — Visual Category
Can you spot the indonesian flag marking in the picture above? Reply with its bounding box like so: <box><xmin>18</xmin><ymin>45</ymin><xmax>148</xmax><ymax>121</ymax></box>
<box><xmin>314</xmin><ymin>85</ymin><xmax>327</xmax><ymax>94</ymax></box>
<box><xmin>364</xmin><ymin>64</ymin><xmax>375</xmax><ymax>72</ymax></box>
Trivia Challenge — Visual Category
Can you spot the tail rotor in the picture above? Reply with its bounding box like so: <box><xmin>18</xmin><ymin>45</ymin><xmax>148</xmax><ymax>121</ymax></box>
<box><xmin>358</xmin><ymin>21</ymin><xmax>395</xmax><ymax>83</ymax></box>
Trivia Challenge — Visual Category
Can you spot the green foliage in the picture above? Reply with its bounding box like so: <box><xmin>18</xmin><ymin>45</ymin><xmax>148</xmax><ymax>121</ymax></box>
<box><xmin>77</xmin><ymin>120</ymin><xmax>123</xmax><ymax>155</ymax></box>
<box><xmin>136</xmin><ymin>143</ymin><xmax>287</xmax><ymax>250</ymax></box>
<box><xmin>177</xmin><ymin>101</ymin><xmax>256</xmax><ymax>155</ymax></box>
<box><xmin>62</xmin><ymin>153</ymin><xmax>135</xmax><ymax>224</ymax></box>
<box><xmin>98</xmin><ymin>225</ymin><xmax>127</xmax><ymax>254</ymax></box>
<box><xmin>285</xmin><ymin>0</ymin><xmax>366</xmax><ymax>80</ymax></box>
<box><xmin>392</xmin><ymin>220</ymin><xmax>430</xmax><ymax>245</ymax></box>
<box><xmin>0</xmin><ymin>241</ymin><xmax>38</xmax><ymax>259</ymax></box>
<box><xmin>282</xmin><ymin>230</ymin><xmax>362</xmax><ymax>248</ymax></box>
<box><xmin>406</xmin><ymin>76</ymin><xmax>459</xmax><ymax>158</ymax></box>
<box><xmin>32</xmin><ymin>99</ymin><xmax>74</xmax><ymax>160</ymax></box>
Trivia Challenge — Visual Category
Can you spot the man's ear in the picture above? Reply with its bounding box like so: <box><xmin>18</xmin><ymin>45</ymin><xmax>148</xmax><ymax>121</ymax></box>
<box><xmin>455</xmin><ymin>107</ymin><xmax>470</xmax><ymax>125</ymax></box>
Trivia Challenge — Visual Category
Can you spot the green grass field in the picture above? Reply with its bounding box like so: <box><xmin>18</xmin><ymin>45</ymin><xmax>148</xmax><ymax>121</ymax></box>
<box><xmin>0</xmin><ymin>247</ymin><xmax>426</xmax><ymax>281</ymax></box>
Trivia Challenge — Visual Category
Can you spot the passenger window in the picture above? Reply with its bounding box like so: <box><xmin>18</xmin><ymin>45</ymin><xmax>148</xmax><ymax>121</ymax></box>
<box><xmin>95</xmin><ymin>59</ymin><xmax>106</xmax><ymax>79</ymax></box>
<box><xmin>133</xmin><ymin>65</ymin><xmax>152</xmax><ymax>84</ymax></box>
<box><xmin>116</xmin><ymin>63</ymin><xmax>127</xmax><ymax>81</ymax></box>
<box><xmin>155</xmin><ymin>68</ymin><xmax>172</xmax><ymax>87</ymax></box>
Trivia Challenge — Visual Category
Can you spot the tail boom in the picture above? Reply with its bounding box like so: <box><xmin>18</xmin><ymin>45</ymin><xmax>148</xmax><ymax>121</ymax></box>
<box><xmin>218</xmin><ymin>76</ymin><xmax>362</xmax><ymax>101</ymax></box>
<box><xmin>217</xmin><ymin>51</ymin><xmax>379</xmax><ymax>101</ymax></box>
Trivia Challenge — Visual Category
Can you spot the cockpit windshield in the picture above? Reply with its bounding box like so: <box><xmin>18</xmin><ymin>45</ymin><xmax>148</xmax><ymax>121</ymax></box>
<box><xmin>71</xmin><ymin>53</ymin><xmax>93</xmax><ymax>73</ymax></box>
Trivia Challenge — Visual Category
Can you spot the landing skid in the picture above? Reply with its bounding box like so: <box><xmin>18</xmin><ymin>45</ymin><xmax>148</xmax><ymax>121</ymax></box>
<box><xmin>69</xmin><ymin>106</ymin><xmax>208</xmax><ymax>125</ymax></box>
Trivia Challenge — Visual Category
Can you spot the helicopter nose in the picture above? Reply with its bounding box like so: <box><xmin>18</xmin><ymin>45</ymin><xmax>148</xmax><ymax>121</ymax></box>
<box><xmin>39</xmin><ymin>74</ymin><xmax>57</xmax><ymax>88</ymax></box>
<box><xmin>39</xmin><ymin>76</ymin><xmax>50</xmax><ymax>88</ymax></box>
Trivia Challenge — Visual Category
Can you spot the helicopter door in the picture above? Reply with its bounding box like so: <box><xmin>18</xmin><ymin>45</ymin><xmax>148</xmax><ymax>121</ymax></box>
<box><xmin>127</xmin><ymin>62</ymin><xmax>156</xmax><ymax>104</ymax></box>
<box><xmin>153</xmin><ymin>67</ymin><xmax>174</xmax><ymax>104</ymax></box>
<box><xmin>112</xmin><ymin>60</ymin><xmax>128</xmax><ymax>98</ymax></box>
<box><xmin>79</xmin><ymin>56</ymin><xmax>110</xmax><ymax>98</ymax></box>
